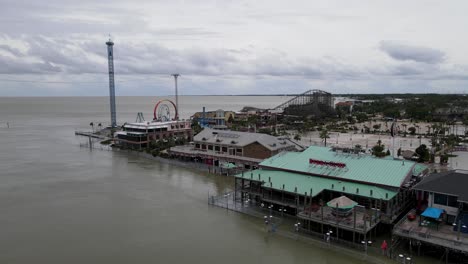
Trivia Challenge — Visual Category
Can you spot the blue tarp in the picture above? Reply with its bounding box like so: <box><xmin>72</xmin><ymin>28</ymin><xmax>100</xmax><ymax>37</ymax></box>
<box><xmin>421</xmin><ymin>207</ymin><xmax>443</xmax><ymax>219</ymax></box>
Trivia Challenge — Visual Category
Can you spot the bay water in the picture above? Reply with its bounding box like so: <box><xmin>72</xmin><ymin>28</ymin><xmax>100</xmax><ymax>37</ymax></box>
<box><xmin>0</xmin><ymin>96</ymin><xmax>443</xmax><ymax>263</ymax></box>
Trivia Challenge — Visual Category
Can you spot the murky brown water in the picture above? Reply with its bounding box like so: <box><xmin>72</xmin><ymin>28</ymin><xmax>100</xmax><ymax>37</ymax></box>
<box><xmin>0</xmin><ymin>96</ymin><xmax>445</xmax><ymax>263</ymax></box>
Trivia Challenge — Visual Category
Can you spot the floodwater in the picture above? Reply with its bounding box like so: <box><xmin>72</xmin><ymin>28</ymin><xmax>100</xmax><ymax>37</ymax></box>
<box><xmin>0</xmin><ymin>96</ymin><xmax>450</xmax><ymax>263</ymax></box>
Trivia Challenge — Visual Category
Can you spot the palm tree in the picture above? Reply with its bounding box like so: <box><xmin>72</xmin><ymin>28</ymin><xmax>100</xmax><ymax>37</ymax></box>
<box><xmin>320</xmin><ymin>130</ymin><xmax>330</xmax><ymax>147</ymax></box>
<box><xmin>426</xmin><ymin>125</ymin><xmax>432</xmax><ymax>135</ymax></box>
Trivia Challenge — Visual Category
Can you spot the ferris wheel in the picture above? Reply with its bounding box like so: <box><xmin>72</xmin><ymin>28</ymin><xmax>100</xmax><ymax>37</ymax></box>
<box><xmin>153</xmin><ymin>99</ymin><xmax>178</xmax><ymax>121</ymax></box>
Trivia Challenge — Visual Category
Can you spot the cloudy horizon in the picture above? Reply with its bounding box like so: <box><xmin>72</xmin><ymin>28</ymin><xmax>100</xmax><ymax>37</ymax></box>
<box><xmin>0</xmin><ymin>0</ymin><xmax>467</xmax><ymax>96</ymax></box>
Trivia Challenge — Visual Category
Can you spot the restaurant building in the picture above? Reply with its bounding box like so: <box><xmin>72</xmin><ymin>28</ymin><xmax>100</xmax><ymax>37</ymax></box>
<box><xmin>235</xmin><ymin>146</ymin><xmax>428</xmax><ymax>243</ymax></box>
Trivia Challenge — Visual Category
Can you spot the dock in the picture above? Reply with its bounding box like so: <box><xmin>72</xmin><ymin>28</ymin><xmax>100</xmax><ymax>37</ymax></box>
<box><xmin>74</xmin><ymin>131</ymin><xmax>107</xmax><ymax>140</ymax></box>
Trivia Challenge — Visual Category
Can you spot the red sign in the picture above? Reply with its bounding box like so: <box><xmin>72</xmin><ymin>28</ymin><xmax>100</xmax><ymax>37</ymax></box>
<box><xmin>309</xmin><ymin>159</ymin><xmax>346</xmax><ymax>168</ymax></box>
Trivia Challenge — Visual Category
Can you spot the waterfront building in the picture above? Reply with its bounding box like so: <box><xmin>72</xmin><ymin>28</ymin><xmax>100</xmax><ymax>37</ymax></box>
<box><xmin>393</xmin><ymin>170</ymin><xmax>468</xmax><ymax>255</ymax></box>
<box><xmin>115</xmin><ymin>120</ymin><xmax>192</xmax><ymax>149</ymax></box>
<box><xmin>235</xmin><ymin>146</ymin><xmax>428</xmax><ymax>243</ymax></box>
<box><xmin>191</xmin><ymin>109</ymin><xmax>235</xmax><ymax>129</ymax></box>
<box><xmin>169</xmin><ymin>128</ymin><xmax>297</xmax><ymax>169</ymax></box>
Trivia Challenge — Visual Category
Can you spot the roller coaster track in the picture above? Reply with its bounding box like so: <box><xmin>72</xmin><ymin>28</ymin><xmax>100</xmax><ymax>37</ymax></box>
<box><xmin>273</xmin><ymin>89</ymin><xmax>332</xmax><ymax>111</ymax></box>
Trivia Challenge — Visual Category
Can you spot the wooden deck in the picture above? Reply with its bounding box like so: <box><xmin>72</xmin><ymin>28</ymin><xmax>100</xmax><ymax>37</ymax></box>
<box><xmin>297</xmin><ymin>206</ymin><xmax>380</xmax><ymax>234</ymax></box>
<box><xmin>393</xmin><ymin>216</ymin><xmax>468</xmax><ymax>253</ymax></box>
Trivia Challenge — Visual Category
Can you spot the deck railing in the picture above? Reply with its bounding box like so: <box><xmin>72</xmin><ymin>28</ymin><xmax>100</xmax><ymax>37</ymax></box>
<box><xmin>393</xmin><ymin>212</ymin><xmax>468</xmax><ymax>253</ymax></box>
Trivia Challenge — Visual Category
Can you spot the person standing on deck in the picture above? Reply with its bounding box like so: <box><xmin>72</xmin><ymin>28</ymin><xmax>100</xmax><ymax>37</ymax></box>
<box><xmin>381</xmin><ymin>240</ymin><xmax>388</xmax><ymax>256</ymax></box>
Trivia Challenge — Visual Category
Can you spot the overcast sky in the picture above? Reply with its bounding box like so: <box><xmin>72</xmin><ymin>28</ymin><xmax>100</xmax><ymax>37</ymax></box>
<box><xmin>0</xmin><ymin>0</ymin><xmax>467</xmax><ymax>96</ymax></box>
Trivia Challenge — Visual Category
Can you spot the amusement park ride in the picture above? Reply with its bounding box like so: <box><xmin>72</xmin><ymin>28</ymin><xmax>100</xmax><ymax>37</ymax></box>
<box><xmin>115</xmin><ymin>99</ymin><xmax>192</xmax><ymax>149</ymax></box>
<box><xmin>153</xmin><ymin>99</ymin><xmax>179</xmax><ymax>122</ymax></box>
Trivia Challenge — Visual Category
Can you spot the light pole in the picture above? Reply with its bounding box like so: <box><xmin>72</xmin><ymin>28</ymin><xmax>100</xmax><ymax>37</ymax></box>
<box><xmin>398</xmin><ymin>253</ymin><xmax>412</xmax><ymax>264</ymax></box>
<box><xmin>279</xmin><ymin>207</ymin><xmax>286</xmax><ymax>217</ymax></box>
<box><xmin>294</xmin><ymin>222</ymin><xmax>301</xmax><ymax>232</ymax></box>
<box><xmin>224</xmin><ymin>193</ymin><xmax>230</xmax><ymax>210</ymax></box>
<box><xmin>268</xmin><ymin>204</ymin><xmax>273</xmax><ymax>216</ymax></box>
<box><xmin>361</xmin><ymin>240</ymin><xmax>371</xmax><ymax>254</ymax></box>
<box><xmin>453</xmin><ymin>221</ymin><xmax>467</xmax><ymax>240</ymax></box>
<box><xmin>244</xmin><ymin>198</ymin><xmax>250</xmax><ymax>208</ymax></box>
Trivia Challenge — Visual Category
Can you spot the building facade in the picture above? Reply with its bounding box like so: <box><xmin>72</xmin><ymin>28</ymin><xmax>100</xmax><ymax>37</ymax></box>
<box><xmin>192</xmin><ymin>109</ymin><xmax>235</xmax><ymax>129</ymax></box>
<box><xmin>192</xmin><ymin>128</ymin><xmax>296</xmax><ymax>159</ymax></box>
<box><xmin>115</xmin><ymin>120</ymin><xmax>192</xmax><ymax>149</ymax></box>
<box><xmin>168</xmin><ymin>128</ymin><xmax>297</xmax><ymax>170</ymax></box>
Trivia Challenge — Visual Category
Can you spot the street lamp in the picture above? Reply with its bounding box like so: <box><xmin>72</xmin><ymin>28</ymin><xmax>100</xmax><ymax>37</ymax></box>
<box><xmin>398</xmin><ymin>253</ymin><xmax>411</xmax><ymax>264</ymax></box>
<box><xmin>294</xmin><ymin>222</ymin><xmax>301</xmax><ymax>232</ymax></box>
<box><xmin>361</xmin><ymin>240</ymin><xmax>371</xmax><ymax>254</ymax></box>
<box><xmin>279</xmin><ymin>207</ymin><xmax>286</xmax><ymax>217</ymax></box>
<box><xmin>224</xmin><ymin>193</ymin><xmax>230</xmax><ymax>210</ymax></box>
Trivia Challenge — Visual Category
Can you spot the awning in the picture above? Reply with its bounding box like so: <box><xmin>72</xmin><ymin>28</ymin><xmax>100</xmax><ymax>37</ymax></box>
<box><xmin>326</xmin><ymin>195</ymin><xmax>358</xmax><ymax>209</ymax></box>
<box><xmin>421</xmin><ymin>207</ymin><xmax>443</xmax><ymax>219</ymax></box>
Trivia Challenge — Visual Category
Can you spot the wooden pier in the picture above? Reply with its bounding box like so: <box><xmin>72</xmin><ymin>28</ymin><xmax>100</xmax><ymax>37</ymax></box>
<box><xmin>74</xmin><ymin>131</ymin><xmax>107</xmax><ymax>140</ymax></box>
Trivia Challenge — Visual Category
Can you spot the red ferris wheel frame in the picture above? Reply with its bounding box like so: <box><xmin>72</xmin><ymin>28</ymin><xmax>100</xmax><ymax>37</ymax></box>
<box><xmin>153</xmin><ymin>99</ymin><xmax>179</xmax><ymax>121</ymax></box>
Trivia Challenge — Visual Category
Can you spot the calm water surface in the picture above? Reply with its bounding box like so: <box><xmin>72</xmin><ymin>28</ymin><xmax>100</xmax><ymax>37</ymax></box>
<box><xmin>0</xmin><ymin>96</ymin><xmax>442</xmax><ymax>263</ymax></box>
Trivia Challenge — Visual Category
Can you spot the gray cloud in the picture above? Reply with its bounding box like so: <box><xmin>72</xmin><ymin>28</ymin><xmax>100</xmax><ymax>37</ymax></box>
<box><xmin>380</xmin><ymin>41</ymin><xmax>445</xmax><ymax>64</ymax></box>
<box><xmin>2</xmin><ymin>34</ymin><xmax>468</xmax><ymax>86</ymax></box>
<box><xmin>0</xmin><ymin>35</ymin><xmax>333</xmax><ymax>78</ymax></box>
<box><xmin>0</xmin><ymin>55</ymin><xmax>61</xmax><ymax>74</ymax></box>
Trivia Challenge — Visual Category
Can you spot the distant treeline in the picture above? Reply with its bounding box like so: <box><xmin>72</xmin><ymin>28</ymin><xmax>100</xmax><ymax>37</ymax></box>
<box><xmin>342</xmin><ymin>94</ymin><xmax>468</xmax><ymax>122</ymax></box>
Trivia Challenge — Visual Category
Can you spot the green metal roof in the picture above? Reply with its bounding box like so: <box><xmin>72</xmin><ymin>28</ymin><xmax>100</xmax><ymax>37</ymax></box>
<box><xmin>260</xmin><ymin>146</ymin><xmax>423</xmax><ymax>188</ymax></box>
<box><xmin>238</xmin><ymin>169</ymin><xmax>397</xmax><ymax>201</ymax></box>
<box><xmin>413</xmin><ymin>163</ymin><xmax>428</xmax><ymax>176</ymax></box>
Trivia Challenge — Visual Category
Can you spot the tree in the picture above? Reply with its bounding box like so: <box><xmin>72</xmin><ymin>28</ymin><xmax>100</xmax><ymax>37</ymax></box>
<box><xmin>373</xmin><ymin>124</ymin><xmax>381</xmax><ymax>132</ymax></box>
<box><xmin>258</xmin><ymin>128</ymin><xmax>272</xmax><ymax>135</ymax></box>
<box><xmin>355</xmin><ymin>113</ymin><xmax>368</xmax><ymax>123</ymax></box>
<box><xmin>191</xmin><ymin>120</ymin><xmax>203</xmax><ymax>135</ymax></box>
<box><xmin>408</xmin><ymin>126</ymin><xmax>416</xmax><ymax>135</ymax></box>
<box><xmin>247</xmin><ymin>115</ymin><xmax>258</xmax><ymax>125</ymax></box>
<box><xmin>227</xmin><ymin>114</ymin><xmax>234</xmax><ymax>124</ymax></box>
<box><xmin>294</xmin><ymin>134</ymin><xmax>301</xmax><ymax>141</ymax></box>
<box><xmin>372</xmin><ymin>144</ymin><xmax>386</xmax><ymax>157</ymax></box>
<box><xmin>320</xmin><ymin>130</ymin><xmax>330</xmax><ymax>146</ymax></box>
<box><xmin>402</xmin><ymin>123</ymin><xmax>408</xmax><ymax>136</ymax></box>
<box><xmin>426</xmin><ymin>125</ymin><xmax>431</xmax><ymax>135</ymax></box>
<box><xmin>415</xmin><ymin>144</ymin><xmax>430</xmax><ymax>162</ymax></box>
